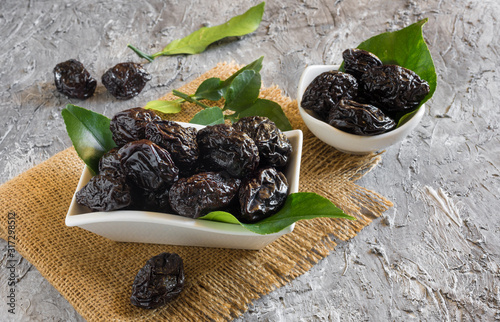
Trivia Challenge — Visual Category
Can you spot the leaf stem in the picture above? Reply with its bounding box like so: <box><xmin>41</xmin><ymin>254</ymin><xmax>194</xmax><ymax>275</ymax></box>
<box><xmin>172</xmin><ymin>90</ymin><xmax>211</xmax><ymax>109</ymax></box>
<box><xmin>127</xmin><ymin>44</ymin><xmax>155</xmax><ymax>63</ymax></box>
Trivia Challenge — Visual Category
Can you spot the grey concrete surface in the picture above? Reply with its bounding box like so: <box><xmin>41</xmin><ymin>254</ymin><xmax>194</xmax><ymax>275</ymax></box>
<box><xmin>1</xmin><ymin>0</ymin><xmax>499</xmax><ymax>321</ymax></box>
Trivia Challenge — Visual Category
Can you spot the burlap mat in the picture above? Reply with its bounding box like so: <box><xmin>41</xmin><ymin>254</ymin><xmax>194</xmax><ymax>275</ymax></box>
<box><xmin>0</xmin><ymin>62</ymin><xmax>392</xmax><ymax>321</ymax></box>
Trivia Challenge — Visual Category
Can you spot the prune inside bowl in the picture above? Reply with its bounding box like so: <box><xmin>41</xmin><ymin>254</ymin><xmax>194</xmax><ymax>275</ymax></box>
<box><xmin>66</xmin><ymin>122</ymin><xmax>303</xmax><ymax>250</ymax></box>
<box><xmin>298</xmin><ymin>65</ymin><xmax>425</xmax><ymax>154</ymax></box>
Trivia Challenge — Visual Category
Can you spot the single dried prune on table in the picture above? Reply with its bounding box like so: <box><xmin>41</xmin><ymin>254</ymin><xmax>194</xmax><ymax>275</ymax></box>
<box><xmin>301</xmin><ymin>71</ymin><xmax>358</xmax><ymax>118</ymax></box>
<box><xmin>98</xmin><ymin>148</ymin><xmax>122</xmax><ymax>175</ymax></box>
<box><xmin>75</xmin><ymin>174</ymin><xmax>131</xmax><ymax>212</ymax></box>
<box><xmin>119</xmin><ymin>139</ymin><xmax>179</xmax><ymax>192</ymax></box>
<box><xmin>131</xmin><ymin>252</ymin><xmax>185</xmax><ymax>309</ymax></box>
<box><xmin>360</xmin><ymin>64</ymin><xmax>430</xmax><ymax>113</ymax></box>
<box><xmin>197</xmin><ymin>124</ymin><xmax>259</xmax><ymax>178</ymax></box>
<box><xmin>145</xmin><ymin>120</ymin><xmax>199</xmax><ymax>176</ymax></box>
<box><xmin>53</xmin><ymin>59</ymin><xmax>97</xmax><ymax>99</ymax></box>
<box><xmin>102</xmin><ymin>62</ymin><xmax>151</xmax><ymax>100</ymax></box>
<box><xmin>327</xmin><ymin>99</ymin><xmax>396</xmax><ymax>136</ymax></box>
<box><xmin>110</xmin><ymin>107</ymin><xmax>162</xmax><ymax>147</ymax></box>
<box><xmin>233</xmin><ymin>116</ymin><xmax>292</xmax><ymax>168</ymax></box>
<box><xmin>169</xmin><ymin>172</ymin><xmax>241</xmax><ymax>219</ymax></box>
<box><xmin>238</xmin><ymin>167</ymin><xmax>288</xmax><ymax>223</ymax></box>
<box><xmin>342</xmin><ymin>48</ymin><xmax>383</xmax><ymax>80</ymax></box>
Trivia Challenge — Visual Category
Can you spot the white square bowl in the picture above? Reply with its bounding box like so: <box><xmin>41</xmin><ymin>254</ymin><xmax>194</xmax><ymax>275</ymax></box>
<box><xmin>65</xmin><ymin>122</ymin><xmax>303</xmax><ymax>250</ymax></box>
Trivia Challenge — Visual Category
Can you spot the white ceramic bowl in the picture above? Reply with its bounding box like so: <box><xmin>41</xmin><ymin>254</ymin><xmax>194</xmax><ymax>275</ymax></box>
<box><xmin>297</xmin><ymin>65</ymin><xmax>425</xmax><ymax>154</ymax></box>
<box><xmin>66</xmin><ymin>122</ymin><xmax>303</xmax><ymax>250</ymax></box>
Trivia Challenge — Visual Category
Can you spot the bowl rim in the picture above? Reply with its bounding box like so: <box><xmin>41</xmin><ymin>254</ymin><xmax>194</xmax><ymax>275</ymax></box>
<box><xmin>297</xmin><ymin>64</ymin><xmax>425</xmax><ymax>142</ymax></box>
<box><xmin>65</xmin><ymin>124</ymin><xmax>303</xmax><ymax>238</ymax></box>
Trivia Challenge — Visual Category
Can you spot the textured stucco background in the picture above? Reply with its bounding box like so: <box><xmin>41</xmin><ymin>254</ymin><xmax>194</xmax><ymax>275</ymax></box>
<box><xmin>1</xmin><ymin>0</ymin><xmax>499</xmax><ymax>320</ymax></box>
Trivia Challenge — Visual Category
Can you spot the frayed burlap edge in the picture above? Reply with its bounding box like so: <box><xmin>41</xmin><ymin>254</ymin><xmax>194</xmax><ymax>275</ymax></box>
<box><xmin>0</xmin><ymin>62</ymin><xmax>392</xmax><ymax>321</ymax></box>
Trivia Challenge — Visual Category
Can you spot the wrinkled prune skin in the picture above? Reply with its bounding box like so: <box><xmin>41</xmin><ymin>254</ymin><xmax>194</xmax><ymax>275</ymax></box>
<box><xmin>233</xmin><ymin>116</ymin><xmax>292</xmax><ymax>168</ymax></box>
<box><xmin>197</xmin><ymin>124</ymin><xmax>259</xmax><ymax>178</ymax></box>
<box><xmin>75</xmin><ymin>174</ymin><xmax>131</xmax><ymax>212</ymax></box>
<box><xmin>327</xmin><ymin>99</ymin><xmax>396</xmax><ymax>135</ymax></box>
<box><xmin>342</xmin><ymin>48</ymin><xmax>383</xmax><ymax>80</ymax></box>
<box><xmin>110</xmin><ymin>107</ymin><xmax>162</xmax><ymax>147</ymax></box>
<box><xmin>145</xmin><ymin>120</ymin><xmax>199</xmax><ymax>176</ymax></box>
<box><xmin>53</xmin><ymin>59</ymin><xmax>97</xmax><ymax>99</ymax></box>
<box><xmin>169</xmin><ymin>172</ymin><xmax>241</xmax><ymax>219</ymax></box>
<box><xmin>238</xmin><ymin>167</ymin><xmax>288</xmax><ymax>223</ymax></box>
<box><xmin>301</xmin><ymin>71</ymin><xmax>358</xmax><ymax>118</ymax></box>
<box><xmin>98</xmin><ymin>148</ymin><xmax>122</xmax><ymax>175</ymax></box>
<box><xmin>131</xmin><ymin>253</ymin><xmax>185</xmax><ymax>309</ymax></box>
<box><xmin>360</xmin><ymin>65</ymin><xmax>430</xmax><ymax>113</ymax></box>
<box><xmin>119</xmin><ymin>140</ymin><xmax>179</xmax><ymax>192</ymax></box>
<box><xmin>102</xmin><ymin>62</ymin><xmax>152</xmax><ymax>100</ymax></box>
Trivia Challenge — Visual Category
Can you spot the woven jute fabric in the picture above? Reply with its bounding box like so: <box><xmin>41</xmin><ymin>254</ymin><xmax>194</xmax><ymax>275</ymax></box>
<box><xmin>0</xmin><ymin>62</ymin><xmax>392</xmax><ymax>321</ymax></box>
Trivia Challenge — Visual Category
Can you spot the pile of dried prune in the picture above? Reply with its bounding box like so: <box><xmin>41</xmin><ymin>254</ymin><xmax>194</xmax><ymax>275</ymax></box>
<box><xmin>301</xmin><ymin>48</ymin><xmax>430</xmax><ymax>136</ymax></box>
<box><xmin>54</xmin><ymin>60</ymin><xmax>151</xmax><ymax>100</ymax></box>
<box><xmin>75</xmin><ymin>109</ymin><xmax>293</xmax><ymax>223</ymax></box>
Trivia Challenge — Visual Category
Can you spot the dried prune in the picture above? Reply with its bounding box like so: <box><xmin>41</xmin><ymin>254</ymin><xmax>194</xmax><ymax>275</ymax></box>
<box><xmin>110</xmin><ymin>107</ymin><xmax>162</xmax><ymax>147</ymax></box>
<box><xmin>98</xmin><ymin>148</ymin><xmax>122</xmax><ymax>175</ymax></box>
<box><xmin>119</xmin><ymin>139</ymin><xmax>179</xmax><ymax>192</ymax></box>
<box><xmin>131</xmin><ymin>252</ymin><xmax>185</xmax><ymax>309</ymax></box>
<box><xmin>327</xmin><ymin>99</ymin><xmax>396</xmax><ymax>135</ymax></box>
<box><xmin>342</xmin><ymin>48</ymin><xmax>383</xmax><ymax>80</ymax></box>
<box><xmin>169</xmin><ymin>172</ymin><xmax>241</xmax><ymax>219</ymax></box>
<box><xmin>102</xmin><ymin>62</ymin><xmax>151</xmax><ymax>100</ymax></box>
<box><xmin>53</xmin><ymin>59</ymin><xmax>97</xmax><ymax>99</ymax></box>
<box><xmin>131</xmin><ymin>186</ymin><xmax>171</xmax><ymax>213</ymax></box>
<box><xmin>145</xmin><ymin>120</ymin><xmax>199</xmax><ymax>176</ymax></box>
<box><xmin>238</xmin><ymin>167</ymin><xmax>288</xmax><ymax>223</ymax></box>
<box><xmin>360</xmin><ymin>64</ymin><xmax>430</xmax><ymax>113</ymax></box>
<box><xmin>75</xmin><ymin>174</ymin><xmax>131</xmax><ymax>211</ymax></box>
<box><xmin>301</xmin><ymin>71</ymin><xmax>358</xmax><ymax>118</ymax></box>
<box><xmin>233</xmin><ymin>116</ymin><xmax>292</xmax><ymax>168</ymax></box>
<box><xmin>197</xmin><ymin>124</ymin><xmax>259</xmax><ymax>178</ymax></box>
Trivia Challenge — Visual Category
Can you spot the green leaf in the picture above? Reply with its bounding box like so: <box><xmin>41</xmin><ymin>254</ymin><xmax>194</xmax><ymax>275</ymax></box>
<box><xmin>61</xmin><ymin>104</ymin><xmax>116</xmax><ymax>175</ymax></box>
<box><xmin>224</xmin><ymin>70</ymin><xmax>261</xmax><ymax>112</ymax></box>
<box><xmin>189</xmin><ymin>106</ymin><xmax>225</xmax><ymax>126</ymax></box>
<box><xmin>199</xmin><ymin>211</ymin><xmax>240</xmax><ymax>224</ymax></box>
<box><xmin>221</xmin><ymin>56</ymin><xmax>264</xmax><ymax>90</ymax></box>
<box><xmin>152</xmin><ymin>2</ymin><xmax>265</xmax><ymax>57</ymax></box>
<box><xmin>172</xmin><ymin>89</ymin><xmax>211</xmax><ymax>109</ymax></box>
<box><xmin>199</xmin><ymin>192</ymin><xmax>355</xmax><ymax>235</ymax></box>
<box><xmin>237</xmin><ymin>98</ymin><xmax>292</xmax><ymax>131</ymax></box>
<box><xmin>194</xmin><ymin>77</ymin><xmax>224</xmax><ymax>101</ymax></box>
<box><xmin>144</xmin><ymin>99</ymin><xmax>182</xmax><ymax>114</ymax></box>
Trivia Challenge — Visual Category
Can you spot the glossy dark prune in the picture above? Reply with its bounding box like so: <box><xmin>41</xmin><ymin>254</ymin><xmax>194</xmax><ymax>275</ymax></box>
<box><xmin>169</xmin><ymin>172</ymin><xmax>241</xmax><ymax>219</ymax></box>
<box><xmin>110</xmin><ymin>107</ymin><xmax>162</xmax><ymax>147</ymax></box>
<box><xmin>119</xmin><ymin>139</ymin><xmax>179</xmax><ymax>192</ymax></box>
<box><xmin>102</xmin><ymin>62</ymin><xmax>151</xmax><ymax>100</ymax></box>
<box><xmin>238</xmin><ymin>167</ymin><xmax>288</xmax><ymax>223</ymax></box>
<box><xmin>301</xmin><ymin>71</ymin><xmax>358</xmax><ymax>118</ymax></box>
<box><xmin>98</xmin><ymin>148</ymin><xmax>122</xmax><ymax>175</ymax></box>
<box><xmin>53</xmin><ymin>59</ymin><xmax>97</xmax><ymax>99</ymax></box>
<box><xmin>197</xmin><ymin>124</ymin><xmax>259</xmax><ymax>178</ymax></box>
<box><xmin>145</xmin><ymin>120</ymin><xmax>199</xmax><ymax>176</ymax></box>
<box><xmin>233</xmin><ymin>116</ymin><xmax>292</xmax><ymax>168</ymax></box>
<box><xmin>75</xmin><ymin>174</ymin><xmax>131</xmax><ymax>212</ymax></box>
<box><xmin>131</xmin><ymin>253</ymin><xmax>185</xmax><ymax>309</ymax></box>
<box><xmin>342</xmin><ymin>48</ymin><xmax>383</xmax><ymax>80</ymax></box>
<box><xmin>360</xmin><ymin>64</ymin><xmax>430</xmax><ymax>113</ymax></box>
<box><xmin>327</xmin><ymin>99</ymin><xmax>396</xmax><ymax>135</ymax></box>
